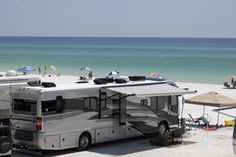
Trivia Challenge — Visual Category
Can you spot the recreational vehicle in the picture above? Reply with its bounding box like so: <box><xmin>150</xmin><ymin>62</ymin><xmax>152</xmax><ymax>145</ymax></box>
<box><xmin>0</xmin><ymin>74</ymin><xmax>40</xmax><ymax>124</ymax></box>
<box><xmin>11</xmin><ymin>78</ymin><xmax>194</xmax><ymax>151</ymax></box>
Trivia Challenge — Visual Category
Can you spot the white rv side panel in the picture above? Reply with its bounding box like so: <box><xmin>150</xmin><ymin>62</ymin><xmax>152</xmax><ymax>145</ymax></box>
<box><xmin>60</xmin><ymin>132</ymin><xmax>77</xmax><ymax>149</ymax></box>
<box><xmin>45</xmin><ymin>135</ymin><xmax>60</xmax><ymax>150</ymax></box>
<box><xmin>95</xmin><ymin>125</ymin><xmax>139</xmax><ymax>143</ymax></box>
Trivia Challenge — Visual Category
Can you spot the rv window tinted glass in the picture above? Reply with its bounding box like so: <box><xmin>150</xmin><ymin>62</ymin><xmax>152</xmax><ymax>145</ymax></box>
<box><xmin>84</xmin><ymin>97</ymin><xmax>98</xmax><ymax>112</ymax></box>
<box><xmin>150</xmin><ymin>97</ymin><xmax>157</xmax><ymax>110</ymax></box>
<box><xmin>42</xmin><ymin>100</ymin><xmax>57</xmax><ymax>115</ymax></box>
<box><xmin>13</xmin><ymin>99</ymin><xmax>36</xmax><ymax>115</ymax></box>
<box><xmin>171</xmin><ymin>96</ymin><xmax>178</xmax><ymax>106</ymax></box>
<box><xmin>141</xmin><ymin>99</ymin><xmax>148</xmax><ymax>106</ymax></box>
<box><xmin>157</xmin><ymin>97</ymin><xmax>165</xmax><ymax>109</ymax></box>
<box><xmin>64</xmin><ymin>98</ymin><xmax>84</xmax><ymax>111</ymax></box>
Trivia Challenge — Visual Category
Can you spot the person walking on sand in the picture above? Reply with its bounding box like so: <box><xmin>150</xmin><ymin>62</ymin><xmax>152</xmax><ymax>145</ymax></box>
<box><xmin>44</xmin><ymin>66</ymin><xmax>47</xmax><ymax>76</ymax></box>
<box><xmin>88</xmin><ymin>71</ymin><xmax>93</xmax><ymax>80</ymax></box>
<box><xmin>38</xmin><ymin>67</ymin><xmax>41</xmax><ymax>75</ymax></box>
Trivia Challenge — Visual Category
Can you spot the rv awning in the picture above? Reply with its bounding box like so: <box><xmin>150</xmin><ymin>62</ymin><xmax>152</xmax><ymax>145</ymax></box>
<box><xmin>106</xmin><ymin>83</ymin><xmax>195</xmax><ymax>97</ymax></box>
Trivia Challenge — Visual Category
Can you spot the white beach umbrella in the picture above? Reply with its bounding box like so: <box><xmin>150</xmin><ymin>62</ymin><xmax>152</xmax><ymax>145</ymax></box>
<box><xmin>80</xmin><ymin>67</ymin><xmax>92</xmax><ymax>71</ymax></box>
<box><xmin>107</xmin><ymin>71</ymin><xmax>120</xmax><ymax>77</ymax></box>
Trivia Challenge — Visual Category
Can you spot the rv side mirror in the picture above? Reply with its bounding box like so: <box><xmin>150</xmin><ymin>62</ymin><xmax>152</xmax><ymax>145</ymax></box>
<box><xmin>56</xmin><ymin>96</ymin><xmax>64</xmax><ymax>113</ymax></box>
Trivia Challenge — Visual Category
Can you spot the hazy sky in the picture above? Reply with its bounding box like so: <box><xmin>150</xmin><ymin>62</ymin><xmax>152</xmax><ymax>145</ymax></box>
<box><xmin>0</xmin><ymin>0</ymin><xmax>236</xmax><ymax>38</ymax></box>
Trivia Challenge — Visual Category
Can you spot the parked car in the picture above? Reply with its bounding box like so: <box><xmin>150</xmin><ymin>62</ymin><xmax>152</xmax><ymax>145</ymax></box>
<box><xmin>0</xmin><ymin>125</ymin><xmax>12</xmax><ymax>157</ymax></box>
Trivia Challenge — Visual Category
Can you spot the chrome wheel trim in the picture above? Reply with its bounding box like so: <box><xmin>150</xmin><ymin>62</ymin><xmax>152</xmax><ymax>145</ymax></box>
<box><xmin>158</xmin><ymin>124</ymin><xmax>166</xmax><ymax>134</ymax></box>
<box><xmin>80</xmin><ymin>136</ymin><xmax>89</xmax><ymax>148</ymax></box>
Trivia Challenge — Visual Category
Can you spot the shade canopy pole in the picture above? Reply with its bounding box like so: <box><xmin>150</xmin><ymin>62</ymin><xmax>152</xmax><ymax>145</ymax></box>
<box><xmin>180</xmin><ymin>97</ymin><xmax>184</xmax><ymax>118</ymax></box>
<box><xmin>216</xmin><ymin>106</ymin><xmax>220</xmax><ymax>128</ymax></box>
<box><xmin>203</xmin><ymin>105</ymin><xmax>206</xmax><ymax>116</ymax></box>
<box><xmin>98</xmin><ymin>90</ymin><xmax>101</xmax><ymax>119</ymax></box>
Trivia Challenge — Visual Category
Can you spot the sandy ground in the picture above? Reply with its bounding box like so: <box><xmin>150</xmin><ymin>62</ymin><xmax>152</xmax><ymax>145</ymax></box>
<box><xmin>12</xmin><ymin>127</ymin><xmax>236</xmax><ymax>157</ymax></box>
<box><xmin>3</xmin><ymin>75</ymin><xmax>236</xmax><ymax>157</ymax></box>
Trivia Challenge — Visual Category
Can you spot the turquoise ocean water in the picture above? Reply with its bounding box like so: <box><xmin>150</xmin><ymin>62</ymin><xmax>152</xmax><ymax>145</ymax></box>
<box><xmin>0</xmin><ymin>37</ymin><xmax>236</xmax><ymax>84</ymax></box>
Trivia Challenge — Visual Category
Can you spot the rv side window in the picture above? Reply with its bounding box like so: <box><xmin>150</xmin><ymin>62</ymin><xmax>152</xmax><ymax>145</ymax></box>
<box><xmin>64</xmin><ymin>98</ymin><xmax>84</xmax><ymax>111</ymax></box>
<box><xmin>170</xmin><ymin>96</ymin><xmax>178</xmax><ymax>113</ymax></box>
<box><xmin>157</xmin><ymin>97</ymin><xmax>165</xmax><ymax>109</ymax></box>
<box><xmin>84</xmin><ymin>97</ymin><xmax>97</xmax><ymax>111</ymax></box>
<box><xmin>13</xmin><ymin>99</ymin><xmax>37</xmax><ymax>115</ymax></box>
<box><xmin>141</xmin><ymin>99</ymin><xmax>148</xmax><ymax>106</ymax></box>
<box><xmin>150</xmin><ymin>97</ymin><xmax>157</xmax><ymax>110</ymax></box>
<box><xmin>42</xmin><ymin>100</ymin><xmax>57</xmax><ymax>115</ymax></box>
<box><xmin>171</xmin><ymin>96</ymin><xmax>178</xmax><ymax>106</ymax></box>
<box><xmin>111</xmin><ymin>99</ymin><xmax>120</xmax><ymax>117</ymax></box>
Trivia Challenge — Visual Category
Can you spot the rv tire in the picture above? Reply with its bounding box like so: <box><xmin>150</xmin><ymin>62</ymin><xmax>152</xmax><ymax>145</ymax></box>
<box><xmin>158</xmin><ymin>122</ymin><xmax>168</xmax><ymax>134</ymax></box>
<box><xmin>77</xmin><ymin>132</ymin><xmax>91</xmax><ymax>151</ymax></box>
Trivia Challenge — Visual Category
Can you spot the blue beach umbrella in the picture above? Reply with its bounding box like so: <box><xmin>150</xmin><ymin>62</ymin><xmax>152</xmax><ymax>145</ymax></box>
<box><xmin>17</xmin><ymin>66</ymin><xmax>36</xmax><ymax>73</ymax></box>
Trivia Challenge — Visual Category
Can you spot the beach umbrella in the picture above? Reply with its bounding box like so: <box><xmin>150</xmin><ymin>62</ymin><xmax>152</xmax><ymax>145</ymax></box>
<box><xmin>80</xmin><ymin>67</ymin><xmax>92</xmax><ymax>71</ymax></box>
<box><xmin>107</xmin><ymin>71</ymin><xmax>120</xmax><ymax>76</ymax></box>
<box><xmin>17</xmin><ymin>66</ymin><xmax>36</xmax><ymax>73</ymax></box>
<box><xmin>185</xmin><ymin>91</ymin><xmax>236</xmax><ymax>126</ymax></box>
<box><xmin>150</xmin><ymin>72</ymin><xmax>161</xmax><ymax>77</ymax></box>
<box><xmin>226</xmin><ymin>75</ymin><xmax>236</xmax><ymax>79</ymax></box>
<box><xmin>50</xmin><ymin>65</ymin><xmax>57</xmax><ymax>72</ymax></box>
<box><xmin>150</xmin><ymin>72</ymin><xmax>164</xmax><ymax>80</ymax></box>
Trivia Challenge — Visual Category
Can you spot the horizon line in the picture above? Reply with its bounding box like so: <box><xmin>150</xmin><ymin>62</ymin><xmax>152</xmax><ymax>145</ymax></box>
<box><xmin>0</xmin><ymin>36</ymin><xmax>236</xmax><ymax>40</ymax></box>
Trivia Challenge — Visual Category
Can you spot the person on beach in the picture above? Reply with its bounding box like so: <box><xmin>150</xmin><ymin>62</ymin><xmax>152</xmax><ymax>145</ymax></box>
<box><xmin>44</xmin><ymin>66</ymin><xmax>47</xmax><ymax>76</ymax></box>
<box><xmin>88</xmin><ymin>71</ymin><xmax>93</xmax><ymax>80</ymax></box>
<box><xmin>38</xmin><ymin>67</ymin><xmax>41</xmax><ymax>75</ymax></box>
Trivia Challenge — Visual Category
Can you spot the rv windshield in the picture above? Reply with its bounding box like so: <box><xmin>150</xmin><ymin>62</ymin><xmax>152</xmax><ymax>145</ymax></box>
<box><xmin>13</xmin><ymin>99</ymin><xmax>37</xmax><ymax>115</ymax></box>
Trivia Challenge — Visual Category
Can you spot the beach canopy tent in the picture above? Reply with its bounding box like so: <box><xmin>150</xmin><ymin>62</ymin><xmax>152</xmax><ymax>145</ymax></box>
<box><xmin>185</xmin><ymin>91</ymin><xmax>236</xmax><ymax>125</ymax></box>
<box><xmin>106</xmin><ymin>83</ymin><xmax>196</xmax><ymax>97</ymax></box>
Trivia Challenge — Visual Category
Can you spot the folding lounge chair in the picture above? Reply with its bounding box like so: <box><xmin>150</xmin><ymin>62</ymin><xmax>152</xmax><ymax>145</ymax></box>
<box><xmin>199</xmin><ymin>116</ymin><xmax>210</xmax><ymax>126</ymax></box>
<box><xmin>188</xmin><ymin>114</ymin><xmax>201</xmax><ymax>126</ymax></box>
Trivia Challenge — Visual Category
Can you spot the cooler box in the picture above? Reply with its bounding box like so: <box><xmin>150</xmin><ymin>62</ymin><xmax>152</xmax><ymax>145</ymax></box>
<box><xmin>224</xmin><ymin>120</ymin><xmax>235</xmax><ymax>126</ymax></box>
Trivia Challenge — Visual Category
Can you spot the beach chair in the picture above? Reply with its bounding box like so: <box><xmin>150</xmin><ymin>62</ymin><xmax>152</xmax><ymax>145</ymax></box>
<box><xmin>188</xmin><ymin>114</ymin><xmax>201</xmax><ymax>126</ymax></box>
<box><xmin>199</xmin><ymin>116</ymin><xmax>210</xmax><ymax>126</ymax></box>
<box><xmin>224</xmin><ymin>82</ymin><xmax>230</xmax><ymax>88</ymax></box>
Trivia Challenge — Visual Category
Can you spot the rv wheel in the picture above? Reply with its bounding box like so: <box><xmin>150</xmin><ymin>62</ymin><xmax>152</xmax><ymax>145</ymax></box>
<box><xmin>158</xmin><ymin>122</ymin><xmax>168</xmax><ymax>134</ymax></box>
<box><xmin>77</xmin><ymin>133</ymin><xmax>91</xmax><ymax>151</ymax></box>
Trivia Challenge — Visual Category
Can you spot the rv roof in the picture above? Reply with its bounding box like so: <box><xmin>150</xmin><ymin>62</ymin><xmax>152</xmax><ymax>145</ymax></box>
<box><xmin>0</xmin><ymin>74</ymin><xmax>39</xmax><ymax>84</ymax></box>
<box><xmin>22</xmin><ymin>79</ymin><xmax>167</xmax><ymax>93</ymax></box>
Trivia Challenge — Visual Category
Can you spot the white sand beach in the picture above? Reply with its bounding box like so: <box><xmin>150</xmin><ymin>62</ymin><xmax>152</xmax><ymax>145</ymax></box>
<box><xmin>8</xmin><ymin>75</ymin><xmax>236</xmax><ymax>157</ymax></box>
